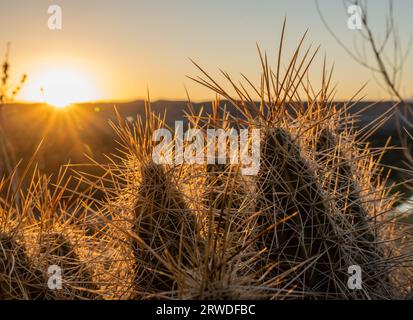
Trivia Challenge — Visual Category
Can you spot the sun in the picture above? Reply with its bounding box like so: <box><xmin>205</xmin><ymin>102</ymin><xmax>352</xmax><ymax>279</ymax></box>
<box><xmin>20</xmin><ymin>67</ymin><xmax>100</xmax><ymax>108</ymax></box>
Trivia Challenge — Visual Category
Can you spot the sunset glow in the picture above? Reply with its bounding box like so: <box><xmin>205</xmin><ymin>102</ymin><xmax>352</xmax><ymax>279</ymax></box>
<box><xmin>21</xmin><ymin>68</ymin><xmax>100</xmax><ymax>108</ymax></box>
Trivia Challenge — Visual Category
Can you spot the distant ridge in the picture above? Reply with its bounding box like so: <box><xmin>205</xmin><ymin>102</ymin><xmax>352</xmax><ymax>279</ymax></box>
<box><xmin>5</xmin><ymin>100</ymin><xmax>409</xmax><ymax>136</ymax></box>
<box><xmin>0</xmin><ymin>100</ymin><xmax>409</xmax><ymax>188</ymax></box>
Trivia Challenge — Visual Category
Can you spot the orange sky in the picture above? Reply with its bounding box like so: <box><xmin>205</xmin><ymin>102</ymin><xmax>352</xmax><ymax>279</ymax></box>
<box><xmin>1</xmin><ymin>0</ymin><xmax>412</xmax><ymax>104</ymax></box>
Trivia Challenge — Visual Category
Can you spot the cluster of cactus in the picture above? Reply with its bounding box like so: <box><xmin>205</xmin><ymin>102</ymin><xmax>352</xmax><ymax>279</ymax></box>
<box><xmin>99</xmin><ymin>95</ymin><xmax>407</xmax><ymax>299</ymax></box>
<box><xmin>0</xmin><ymin>169</ymin><xmax>101</xmax><ymax>300</ymax></box>
<box><xmin>0</xmin><ymin>26</ymin><xmax>412</xmax><ymax>299</ymax></box>
<box><xmin>104</xmin><ymin>26</ymin><xmax>410</xmax><ymax>299</ymax></box>
<box><xmin>0</xmin><ymin>229</ymin><xmax>98</xmax><ymax>300</ymax></box>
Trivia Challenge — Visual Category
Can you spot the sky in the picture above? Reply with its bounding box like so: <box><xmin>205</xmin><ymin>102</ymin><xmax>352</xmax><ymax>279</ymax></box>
<box><xmin>0</xmin><ymin>0</ymin><xmax>412</xmax><ymax>104</ymax></box>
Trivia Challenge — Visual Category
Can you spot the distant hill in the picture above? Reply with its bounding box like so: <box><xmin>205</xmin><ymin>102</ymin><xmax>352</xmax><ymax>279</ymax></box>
<box><xmin>0</xmin><ymin>100</ymin><xmax>411</xmax><ymax>191</ymax></box>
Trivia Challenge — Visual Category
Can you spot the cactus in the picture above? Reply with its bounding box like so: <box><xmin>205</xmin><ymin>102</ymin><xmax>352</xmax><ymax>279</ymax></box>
<box><xmin>132</xmin><ymin>161</ymin><xmax>197</xmax><ymax>295</ymax></box>
<box><xmin>199</xmin><ymin>101</ymin><xmax>248</xmax><ymax>234</ymax></box>
<box><xmin>312</xmin><ymin>125</ymin><xmax>390</xmax><ymax>297</ymax></box>
<box><xmin>0</xmin><ymin>233</ymin><xmax>46</xmax><ymax>299</ymax></box>
<box><xmin>255</xmin><ymin>127</ymin><xmax>342</xmax><ymax>297</ymax></box>
<box><xmin>39</xmin><ymin>232</ymin><xmax>99</xmax><ymax>299</ymax></box>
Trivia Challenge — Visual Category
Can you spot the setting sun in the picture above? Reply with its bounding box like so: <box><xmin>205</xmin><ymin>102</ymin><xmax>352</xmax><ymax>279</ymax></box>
<box><xmin>20</xmin><ymin>67</ymin><xmax>100</xmax><ymax>108</ymax></box>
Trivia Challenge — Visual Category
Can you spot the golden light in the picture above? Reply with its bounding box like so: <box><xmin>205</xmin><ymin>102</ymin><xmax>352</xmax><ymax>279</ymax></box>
<box><xmin>20</xmin><ymin>67</ymin><xmax>100</xmax><ymax>108</ymax></box>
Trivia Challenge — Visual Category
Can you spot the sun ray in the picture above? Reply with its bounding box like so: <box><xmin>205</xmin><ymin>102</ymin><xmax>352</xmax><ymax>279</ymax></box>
<box><xmin>19</xmin><ymin>67</ymin><xmax>100</xmax><ymax>108</ymax></box>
